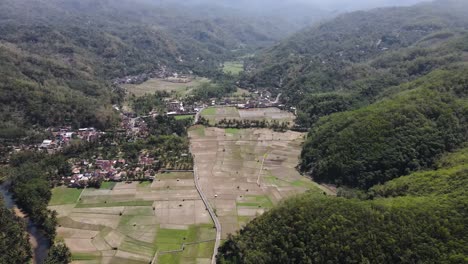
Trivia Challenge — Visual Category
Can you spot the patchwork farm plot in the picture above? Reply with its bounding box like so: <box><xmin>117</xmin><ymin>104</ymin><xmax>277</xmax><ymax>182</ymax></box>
<box><xmin>189</xmin><ymin>127</ymin><xmax>324</xmax><ymax>238</ymax></box>
<box><xmin>49</xmin><ymin>172</ymin><xmax>215</xmax><ymax>264</ymax></box>
<box><xmin>201</xmin><ymin>107</ymin><xmax>295</xmax><ymax>125</ymax></box>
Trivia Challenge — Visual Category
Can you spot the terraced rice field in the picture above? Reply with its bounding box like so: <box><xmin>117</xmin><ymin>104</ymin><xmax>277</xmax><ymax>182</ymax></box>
<box><xmin>49</xmin><ymin>172</ymin><xmax>215</xmax><ymax>264</ymax></box>
<box><xmin>189</xmin><ymin>127</ymin><xmax>324</xmax><ymax>238</ymax></box>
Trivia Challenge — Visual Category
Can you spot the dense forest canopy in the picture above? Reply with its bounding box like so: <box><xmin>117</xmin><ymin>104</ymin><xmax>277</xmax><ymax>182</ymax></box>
<box><xmin>301</xmin><ymin>68</ymin><xmax>468</xmax><ymax>188</ymax></box>
<box><xmin>0</xmin><ymin>197</ymin><xmax>32</xmax><ymax>264</ymax></box>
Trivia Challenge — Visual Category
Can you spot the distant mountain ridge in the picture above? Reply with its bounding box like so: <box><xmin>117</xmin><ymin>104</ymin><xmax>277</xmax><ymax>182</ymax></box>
<box><xmin>242</xmin><ymin>0</ymin><xmax>468</xmax><ymax>120</ymax></box>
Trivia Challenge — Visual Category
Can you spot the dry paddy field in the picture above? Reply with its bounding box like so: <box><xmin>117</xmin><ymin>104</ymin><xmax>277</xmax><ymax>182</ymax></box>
<box><xmin>124</xmin><ymin>77</ymin><xmax>210</xmax><ymax>97</ymax></box>
<box><xmin>201</xmin><ymin>107</ymin><xmax>295</xmax><ymax>125</ymax></box>
<box><xmin>189</xmin><ymin>127</ymin><xmax>324</xmax><ymax>238</ymax></box>
<box><xmin>49</xmin><ymin>172</ymin><xmax>215</xmax><ymax>264</ymax></box>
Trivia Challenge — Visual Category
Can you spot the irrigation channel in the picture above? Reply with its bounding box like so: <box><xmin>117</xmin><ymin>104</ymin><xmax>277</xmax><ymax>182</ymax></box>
<box><xmin>0</xmin><ymin>182</ymin><xmax>50</xmax><ymax>264</ymax></box>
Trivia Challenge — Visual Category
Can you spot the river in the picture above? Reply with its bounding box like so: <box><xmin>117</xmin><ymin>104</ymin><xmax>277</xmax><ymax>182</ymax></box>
<box><xmin>0</xmin><ymin>182</ymin><xmax>50</xmax><ymax>264</ymax></box>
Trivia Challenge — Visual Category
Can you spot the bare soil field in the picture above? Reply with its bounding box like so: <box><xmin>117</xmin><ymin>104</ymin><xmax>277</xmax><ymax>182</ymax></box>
<box><xmin>239</xmin><ymin>108</ymin><xmax>295</xmax><ymax>121</ymax></box>
<box><xmin>49</xmin><ymin>172</ymin><xmax>214</xmax><ymax>264</ymax></box>
<box><xmin>189</xmin><ymin>127</ymin><xmax>323</xmax><ymax>238</ymax></box>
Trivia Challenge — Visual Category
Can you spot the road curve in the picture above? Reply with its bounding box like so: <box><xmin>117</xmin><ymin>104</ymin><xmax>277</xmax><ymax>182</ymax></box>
<box><xmin>191</xmin><ymin>147</ymin><xmax>222</xmax><ymax>264</ymax></box>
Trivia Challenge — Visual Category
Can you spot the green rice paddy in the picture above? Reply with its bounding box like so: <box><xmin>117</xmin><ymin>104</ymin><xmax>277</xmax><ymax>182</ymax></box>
<box><xmin>223</xmin><ymin>61</ymin><xmax>244</xmax><ymax>75</ymax></box>
<box><xmin>49</xmin><ymin>187</ymin><xmax>83</xmax><ymax>205</ymax></box>
<box><xmin>201</xmin><ymin>108</ymin><xmax>216</xmax><ymax>115</ymax></box>
<box><xmin>174</xmin><ymin>115</ymin><xmax>194</xmax><ymax>120</ymax></box>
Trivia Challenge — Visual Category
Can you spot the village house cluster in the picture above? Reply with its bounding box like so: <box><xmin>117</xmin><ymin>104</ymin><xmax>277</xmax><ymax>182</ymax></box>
<box><xmin>39</xmin><ymin>127</ymin><xmax>103</xmax><ymax>154</ymax></box>
<box><xmin>119</xmin><ymin>112</ymin><xmax>150</xmax><ymax>138</ymax></box>
<box><xmin>113</xmin><ymin>68</ymin><xmax>192</xmax><ymax>86</ymax></box>
<box><xmin>65</xmin><ymin>154</ymin><xmax>160</xmax><ymax>188</ymax></box>
<box><xmin>165</xmin><ymin>89</ymin><xmax>287</xmax><ymax>117</ymax></box>
<box><xmin>211</xmin><ymin>90</ymin><xmax>283</xmax><ymax>110</ymax></box>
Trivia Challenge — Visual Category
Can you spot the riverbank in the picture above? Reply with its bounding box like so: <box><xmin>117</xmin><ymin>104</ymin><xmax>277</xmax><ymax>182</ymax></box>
<box><xmin>0</xmin><ymin>182</ymin><xmax>50</xmax><ymax>264</ymax></box>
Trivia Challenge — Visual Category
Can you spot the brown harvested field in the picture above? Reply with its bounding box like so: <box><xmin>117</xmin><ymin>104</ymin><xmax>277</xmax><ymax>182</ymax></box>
<box><xmin>49</xmin><ymin>172</ymin><xmax>215</xmax><ymax>264</ymax></box>
<box><xmin>238</xmin><ymin>108</ymin><xmax>295</xmax><ymax>121</ymax></box>
<box><xmin>189</xmin><ymin>127</ymin><xmax>323</xmax><ymax>238</ymax></box>
<box><xmin>201</xmin><ymin>106</ymin><xmax>295</xmax><ymax>125</ymax></box>
<box><xmin>123</xmin><ymin>77</ymin><xmax>209</xmax><ymax>97</ymax></box>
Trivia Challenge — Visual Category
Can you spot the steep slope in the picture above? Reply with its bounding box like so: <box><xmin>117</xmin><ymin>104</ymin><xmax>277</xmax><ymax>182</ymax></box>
<box><xmin>300</xmin><ymin>68</ymin><xmax>468</xmax><ymax>188</ymax></box>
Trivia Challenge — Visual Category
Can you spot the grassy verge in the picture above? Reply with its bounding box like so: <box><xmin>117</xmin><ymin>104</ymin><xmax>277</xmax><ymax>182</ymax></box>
<box><xmin>71</xmin><ymin>252</ymin><xmax>101</xmax><ymax>261</ymax></box>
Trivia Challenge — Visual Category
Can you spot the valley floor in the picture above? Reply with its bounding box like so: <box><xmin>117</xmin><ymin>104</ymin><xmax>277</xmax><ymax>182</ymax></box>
<box><xmin>49</xmin><ymin>126</ymin><xmax>325</xmax><ymax>264</ymax></box>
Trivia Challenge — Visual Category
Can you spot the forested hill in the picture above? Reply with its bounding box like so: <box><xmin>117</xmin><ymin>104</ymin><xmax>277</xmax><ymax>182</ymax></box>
<box><xmin>0</xmin><ymin>0</ymin><xmax>321</xmax><ymax>141</ymax></box>
<box><xmin>242</xmin><ymin>0</ymin><xmax>468</xmax><ymax>124</ymax></box>
<box><xmin>217</xmin><ymin>2</ymin><xmax>468</xmax><ymax>262</ymax></box>
<box><xmin>1</xmin><ymin>0</ymin><xmax>313</xmax><ymax>78</ymax></box>
<box><xmin>240</xmin><ymin>0</ymin><xmax>468</xmax><ymax>188</ymax></box>
<box><xmin>218</xmin><ymin>148</ymin><xmax>468</xmax><ymax>264</ymax></box>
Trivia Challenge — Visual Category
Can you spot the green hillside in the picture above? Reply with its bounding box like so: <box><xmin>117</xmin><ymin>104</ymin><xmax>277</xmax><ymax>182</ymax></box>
<box><xmin>301</xmin><ymin>68</ymin><xmax>468</xmax><ymax>188</ymax></box>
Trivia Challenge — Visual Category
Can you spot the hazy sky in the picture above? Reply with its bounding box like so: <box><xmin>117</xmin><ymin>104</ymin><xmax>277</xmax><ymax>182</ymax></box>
<box><xmin>162</xmin><ymin>0</ymin><xmax>429</xmax><ymax>11</ymax></box>
<box><xmin>293</xmin><ymin>0</ymin><xmax>428</xmax><ymax>10</ymax></box>
<box><xmin>152</xmin><ymin>0</ymin><xmax>431</xmax><ymax>29</ymax></box>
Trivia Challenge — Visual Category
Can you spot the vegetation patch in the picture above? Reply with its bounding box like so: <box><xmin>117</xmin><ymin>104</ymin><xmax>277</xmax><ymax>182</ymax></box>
<box><xmin>157</xmin><ymin>253</ymin><xmax>181</xmax><ymax>264</ymax></box>
<box><xmin>225</xmin><ymin>128</ymin><xmax>240</xmax><ymax>135</ymax></box>
<box><xmin>237</xmin><ymin>195</ymin><xmax>273</xmax><ymax>208</ymax></box>
<box><xmin>156</xmin><ymin>228</ymin><xmax>191</xmax><ymax>251</ymax></box>
<box><xmin>71</xmin><ymin>252</ymin><xmax>101</xmax><ymax>261</ymax></box>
